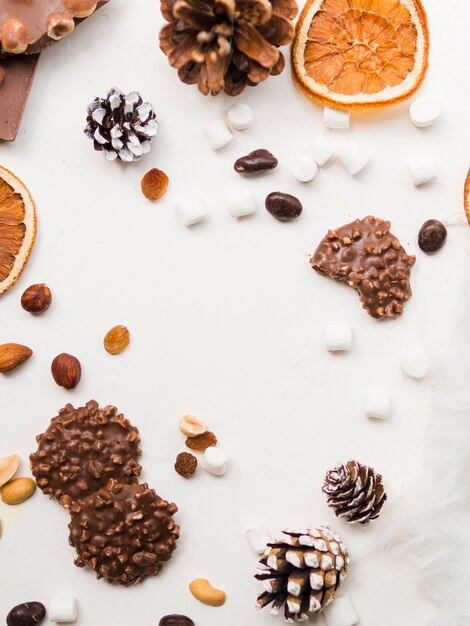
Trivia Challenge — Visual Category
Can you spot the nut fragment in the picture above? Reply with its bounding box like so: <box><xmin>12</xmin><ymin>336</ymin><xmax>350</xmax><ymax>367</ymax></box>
<box><xmin>0</xmin><ymin>454</ymin><xmax>20</xmax><ymax>487</ymax></box>
<box><xmin>185</xmin><ymin>431</ymin><xmax>217</xmax><ymax>452</ymax></box>
<box><xmin>21</xmin><ymin>284</ymin><xmax>52</xmax><ymax>314</ymax></box>
<box><xmin>63</xmin><ymin>0</ymin><xmax>98</xmax><ymax>18</ymax></box>
<box><xmin>0</xmin><ymin>343</ymin><xmax>33</xmax><ymax>373</ymax></box>
<box><xmin>1</xmin><ymin>18</ymin><xmax>30</xmax><ymax>54</ymax></box>
<box><xmin>175</xmin><ymin>452</ymin><xmax>197</xmax><ymax>478</ymax></box>
<box><xmin>47</xmin><ymin>13</ymin><xmax>75</xmax><ymax>40</ymax></box>
<box><xmin>189</xmin><ymin>578</ymin><xmax>226</xmax><ymax>607</ymax></box>
<box><xmin>51</xmin><ymin>353</ymin><xmax>81</xmax><ymax>389</ymax></box>
<box><xmin>179</xmin><ymin>414</ymin><xmax>207</xmax><ymax>437</ymax></box>
<box><xmin>1</xmin><ymin>477</ymin><xmax>36</xmax><ymax>505</ymax></box>
<box><xmin>104</xmin><ymin>325</ymin><xmax>130</xmax><ymax>355</ymax></box>
<box><xmin>141</xmin><ymin>168</ymin><xmax>169</xmax><ymax>201</ymax></box>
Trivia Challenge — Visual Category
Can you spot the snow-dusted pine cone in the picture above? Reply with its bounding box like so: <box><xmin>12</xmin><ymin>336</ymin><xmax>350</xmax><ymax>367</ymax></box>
<box><xmin>255</xmin><ymin>526</ymin><xmax>350</xmax><ymax>622</ymax></box>
<box><xmin>84</xmin><ymin>88</ymin><xmax>158</xmax><ymax>162</ymax></box>
<box><xmin>323</xmin><ymin>460</ymin><xmax>387</xmax><ymax>525</ymax></box>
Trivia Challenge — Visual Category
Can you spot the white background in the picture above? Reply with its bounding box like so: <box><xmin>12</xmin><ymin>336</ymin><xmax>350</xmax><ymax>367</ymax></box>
<box><xmin>1</xmin><ymin>0</ymin><xmax>469</xmax><ymax>624</ymax></box>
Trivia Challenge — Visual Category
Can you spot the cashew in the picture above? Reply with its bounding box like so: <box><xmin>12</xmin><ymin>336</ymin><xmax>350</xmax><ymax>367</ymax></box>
<box><xmin>1</xmin><ymin>477</ymin><xmax>36</xmax><ymax>505</ymax></box>
<box><xmin>0</xmin><ymin>454</ymin><xmax>20</xmax><ymax>488</ymax></box>
<box><xmin>189</xmin><ymin>578</ymin><xmax>226</xmax><ymax>607</ymax></box>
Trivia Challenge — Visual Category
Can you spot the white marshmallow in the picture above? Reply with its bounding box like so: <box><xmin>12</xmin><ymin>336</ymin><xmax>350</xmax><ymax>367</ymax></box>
<box><xmin>324</xmin><ymin>595</ymin><xmax>359</xmax><ymax>626</ymax></box>
<box><xmin>175</xmin><ymin>195</ymin><xmax>207</xmax><ymax>226</ymax></box>
<box><xmin>246</xmin><ymin>525</ymin><xmax>271</xmax><ymax>554</ymax></box>
<box><xmin>306</xmin><ymin>134</ymin><xmax>335</xmax><ymax>166</ymax></box>
<box><xmin>402</xmin><ymin>345</ymin><xmax>429</xmax><ymax>379</ymax></box>
<box><xmin>365</xmin><ymin>387</ymin><xmax>392</xmax><ymax>420</ymax></box>
<box><xmin>323</xmin><ymin>107</ymin><xmax>350</xmax><ymax>129</ymax></box>
<box><xmin>324</xmin><ymin>322</ymin><xmax>352</xmax><ymax>352</ymax></box>
<box><xmin>337</xmin><ymin>145</ymin><xmax>370</xmax><ymax>176</ymax></box>
<box><xmin>409</xmin><ymin>97</ymin><xmax>442</xmax><ymax>128</ymax></box>
<box><xmin>203</xmin><ymin>119</ymin><xmax>233</xmax><ymax>150</ymax></box>
<box><xmin>203</xmin><ymin>447</ymin><xmax>228</xmax><ymax>476</ymax></box>
<box><xmin>227</xmin><ymin>103</ymin><xmax>254</xmax><ymax>130</ymax></box>
<box><xmin>291</xmin><ymin>155</ymin><xmax>319</xmax><ymax>182</ymax></box>
<box><xmin>49</xmin><ymin>596</ymin><xmax>78</xmax><ymax>623</ymax></box>
<box><xmin>227</xmin><ymin>187</ymin><xmax>256</xmax><ymax>218</ymax></box>
<box><xmin>408</xmin><ymin>154</ymin><xmax>437</xmax><ymax>186</ymax></box>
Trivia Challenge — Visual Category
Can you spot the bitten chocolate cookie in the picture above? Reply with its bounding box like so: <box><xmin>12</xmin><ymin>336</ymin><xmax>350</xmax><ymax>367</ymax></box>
<box><xmin>30</xmin><ymin>400</ymin><xmax>142</xmax><ymax>507</ymax></box>
<box><xmin>311</xmin><ymin>216</ymin><xmax>415</xmax><ymax>319</ymax></box>
<box><xmin>68</xmin><ymin>481</ymin><xmax>179</xmax><ymax>585</ymax></box>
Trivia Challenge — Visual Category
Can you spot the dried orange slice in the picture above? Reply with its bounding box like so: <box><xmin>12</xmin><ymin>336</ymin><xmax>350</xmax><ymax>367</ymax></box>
<box><xmin>465</xmin><ymin>168</ymin><xmax>470</xmax><ymax>226</ymax></box>
<box><xmin>0</xmin><ymin>165</ymin><xmax>36</xmax><ymax>296</ymax></box>
<box><xmin>292</xmin><ymin>0</ymin><xmax>430</xmax><ymax>110</ymax></box>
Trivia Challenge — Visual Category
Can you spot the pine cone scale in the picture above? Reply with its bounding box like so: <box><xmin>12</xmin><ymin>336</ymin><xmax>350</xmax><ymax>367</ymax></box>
<box><xmin>234</xmin><ymin>23</ymin><xmax>279</xmax><ymax>67</ymax></box>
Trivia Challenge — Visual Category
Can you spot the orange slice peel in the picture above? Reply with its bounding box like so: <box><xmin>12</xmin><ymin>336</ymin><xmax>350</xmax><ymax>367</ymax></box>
<box><xmin>0</xmin><ymin>165</ymin><xmax>36</xmax><ymax>296</ymax></box>
<box><xmin>292</xmin><ymin>0</ymin><xmax>430</xmax><ymax>110</ymax></box>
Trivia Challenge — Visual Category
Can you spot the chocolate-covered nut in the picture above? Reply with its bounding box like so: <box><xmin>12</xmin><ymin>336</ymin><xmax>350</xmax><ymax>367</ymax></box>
<box><xmin>159</xmin><ymin>615</ymin><xmax>195</xmax><ymax>626</ymax></box>
<box><xmin>418</xmin><ymin>219</ymin><xmax>447</xmax><ymax>253</ymax></box>
<box><xmin>6</xmin><ymin>602</ymin><xmax>46</xmax><ymax>626</ymax></box>
<box><xmin>265</xmin><ymin>191</ymin><xmax>303</xmax><ymax>221</ymax></box>
<box><xmin>234</xmin><ymin>149</ymin><xmax>278</xmax><ymax>174</ymax></box>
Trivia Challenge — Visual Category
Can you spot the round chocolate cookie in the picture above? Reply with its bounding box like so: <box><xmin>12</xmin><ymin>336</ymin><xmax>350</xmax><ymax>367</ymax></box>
<box><xmin>68</xmin><ymin>481</ymin><xmax>179</xmax><ymax>585</ymax></box>
<box><xmin>30</xmin><ymin>400</ymin><xmax>142</xmax><ymax>507</ymax></box>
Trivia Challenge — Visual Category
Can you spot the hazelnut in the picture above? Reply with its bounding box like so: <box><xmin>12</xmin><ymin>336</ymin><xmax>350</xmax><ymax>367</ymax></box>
<box><xmin>51</xmin><ymin>353</ymin><xmax>81</xmax><ymax>390</ymax></box>
<box><xmin>21</xmin><ymin>284</ymin><xmax>52</xmax><ymax>314</ymax></box>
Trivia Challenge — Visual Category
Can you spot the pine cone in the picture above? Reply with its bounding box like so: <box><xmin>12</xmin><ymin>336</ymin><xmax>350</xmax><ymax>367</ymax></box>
<box><xmin>323</xmin><ymin>460</ymin><xmax>387</xmax><ymax>525</ymax></box>
<box><xmin>159</xmin><ymin>0</ymin><xmax>298</xmax><ymax>97</ymax></box>
<box><xmin>84</xmin><ymin>88</ymin><xmax>158</xmax><ymax>162</ymax></box>
<box><xmin>255</xmin><ymin>526</ymin><xmax>350</xmax><ymax>622</ymax></box>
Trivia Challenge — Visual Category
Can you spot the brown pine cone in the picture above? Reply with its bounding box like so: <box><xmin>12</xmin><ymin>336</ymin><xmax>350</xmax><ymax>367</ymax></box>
<box><xmin>159</xmin><ymin>0</ymin><xmax>298</xmax><ymax>96</ymax></box>
<box><xmin>323</xmin><ymin>460</ymin><xmax>387</xmax><ymax>525</ymax></box>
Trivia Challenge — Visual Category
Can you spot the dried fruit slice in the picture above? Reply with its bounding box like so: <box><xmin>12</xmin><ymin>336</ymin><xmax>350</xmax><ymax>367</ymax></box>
<box><xmin>0</xmin><ymin>165</ymin><xmax>36</xmax><ymax>296</ymax></box>
<box><xmin>465</xmin><ymin>168</ymin><xmax>470</xmax><ymax>226</ymax></box>
<box><xmin>292</xmin><ymin>0</ymin><xmax>429</xmax><ymax>110</ymax></box>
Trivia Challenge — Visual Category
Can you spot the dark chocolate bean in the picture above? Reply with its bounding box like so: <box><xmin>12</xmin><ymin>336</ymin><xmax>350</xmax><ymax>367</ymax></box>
<box><xmin>234</xmin><ymin>149</ymin><xmax>278</xmax><ymax>174</ymax></box>
<box><xmin>265</xmin><ymin>191</ymin><xmax>303</xmax><ymax>221</ymax></box>
<box><xmin>418</xmin><ymin>219</ymin><xmax>447</xmax><ymax>253</ymax></box>
<box><xmin>6</xmin><ymin>602</ymin><xmax>46</xmax><ymax>626</ymax></box>
<box><xmin>159</xmin><ymin>616</ymin><xmax>195</xmax><ymax>626</ymax></box>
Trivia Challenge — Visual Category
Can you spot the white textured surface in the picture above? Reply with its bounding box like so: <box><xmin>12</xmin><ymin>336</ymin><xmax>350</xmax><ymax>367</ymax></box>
<box><xmin>0</xmin><ymin>1</ymin><xmax>469</xmax><ymax>625</ymax></box>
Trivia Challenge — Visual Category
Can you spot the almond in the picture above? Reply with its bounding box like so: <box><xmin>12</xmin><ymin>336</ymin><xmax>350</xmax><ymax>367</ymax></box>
<box><xmin>0</xmin><ymin>454</ymin><xmax>20</xmax><ymax>487</ymax></box>
<box><xmin>1</xmin><ymin>477</ymin><xmax>36</xmax><ymax>505</ymax></box>
<box><xmin>0</xmin><ymin>343</ymin><xmax>32</xmax><ymax>373</ymax></box>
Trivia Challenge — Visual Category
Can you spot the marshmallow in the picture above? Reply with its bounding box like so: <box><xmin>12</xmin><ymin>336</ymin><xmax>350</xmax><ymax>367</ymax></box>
<box><xmin>337</xmin><ymin>145</ymin><xmax>370</xmax><ymax>176</ymax></box>
<box><xmin>323</xmin><ymin>595</ymin><xmax>359</xmax><ymax>626</ymax></box>
<box><xmin>175</xmin><ymin>195</ymin><xmax>207</xmax><ymax>226</ymax></box>
<box><xmin>291</xmin><ymin>155</ymin><xmax>319</xmax><ymax>182</ymax></box>
<box><xmin>408</xmin><ymin>154</ymin><xmax>437</xmax><ymax>186</ymax></box>
<box><xmin>246</xmin><ymin>525</ymin><xmax>271</xmax><ymax>554</ymax></box>
<box><xmin>323</xmin><ymin>107</ymin><xmax>350</xmax><ymax>129</ymax></box>
<box><xmin>365</xmin><ymin>387</ymin><xmax>392</xmax><ymax>420</ymax></box>
<box><xmin>49</xmin><ymin>596</ymin><xmax>78</xmax><ymax>623</ymax></box>
<box><xmin>306</xmin><ymin>134</ymin><xmax>335</xmax><ymax>166</ymax></box>
<box><xmin>203</xmin><ymin>119</ymin><xmax>233</xmax><ymax>150</ymax></box>
<box><xmin>401</xmin><ymin>345</ymin><xmax>428</xmax><ymax>379</ymax></box>
<box><xmin>227</xmin><ymin>187</ymin><xmax>256</xmax><ymax>218</ymax></box>
<box><xmin>227</xmin><ymin>103</ymin><xmax>254</xmax><ymax>130</ymax></box>
<box><xmin>324</xmin><ymin>322</ymin><xmax>352</xmax><ymax>352</ymax></box>
<box><xmin>203</xmin><ymin>447</ymin><xmax>228</xmax><ymax>476</ymax></box>
<box><xmin>409</xmin><ymin>97</ymin><xmax>442</xmax><ymax>128</ymax></box>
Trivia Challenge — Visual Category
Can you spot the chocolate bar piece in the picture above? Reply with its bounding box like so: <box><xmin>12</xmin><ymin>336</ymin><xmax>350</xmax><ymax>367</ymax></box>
<box><xmin>0</xmin><ymin>54</ymin><xmax>39</xmax><ymax>141</ymax></box>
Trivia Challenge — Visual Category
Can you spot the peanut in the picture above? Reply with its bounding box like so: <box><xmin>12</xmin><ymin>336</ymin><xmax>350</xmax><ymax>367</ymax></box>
<box><xmin>0</xmin><ymin>454</ymin><xmax>19</xmax><ymax>487</ymax></box>
<box><xmin>179</xmin><ymin>415</ymin><xmax>207</xmax><ymax>438</ymax></box>
<box><xmin>1</xmin><ymin>477</ymin><xmax>36</xmax><ymax>505</ymax></box>
<box><xmin>189</xmin><ymin>578</ymin><xmax>226</xmax><ymax>607</ymax></box>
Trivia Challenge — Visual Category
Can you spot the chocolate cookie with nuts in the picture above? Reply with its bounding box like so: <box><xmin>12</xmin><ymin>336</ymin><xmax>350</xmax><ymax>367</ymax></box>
<box><xmin>68</xmin><ymin>481</ymin><xmax>179</xmax><ymax>585</ymax></box>
<box><xmin>311</xmin><ymin>216</ymin><xmax>415</xmax><ymax>319</ymax></box>
<box><xmin>30</xmin><ymin>400</ymin><xmax>142</xmax><ymax>507</ymax></box>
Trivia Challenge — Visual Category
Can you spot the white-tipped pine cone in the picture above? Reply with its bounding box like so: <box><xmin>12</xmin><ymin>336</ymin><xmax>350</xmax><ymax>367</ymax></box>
<box><xmin>255</xmin><ymin>526</ymin><xmax>350</xmax><ymax>622</ymax></box>
<box><xmin>323</xmin><ymin>460</ymin><xmax>387</xmax><ymax>525</ymax></box>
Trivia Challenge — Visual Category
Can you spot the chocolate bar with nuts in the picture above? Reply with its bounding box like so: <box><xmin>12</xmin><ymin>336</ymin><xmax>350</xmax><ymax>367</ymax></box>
<box><xmin>311</xmin><ymin>216</ymin><xmax>415</xmax><ymax>319</ymax></box>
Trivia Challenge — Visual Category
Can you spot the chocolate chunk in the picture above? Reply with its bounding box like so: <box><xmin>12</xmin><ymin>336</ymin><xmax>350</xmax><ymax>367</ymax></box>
<box><xmin>0</xmin><ymin>55</ymin><xmax>39</xmax><ymax>141</ymax></box>
<box><xmin>265</xmin><ymin>191</ymin><xmax>303</xmax><ymax>220</ymax></box>
<box><xmin>68</xmin><ymin>481</ymin><xmax>179</xmax><ymax>585</ymax></box>
<box><xmin>30</xmin><ymin>400</ymin><xmax>142</xmax><ymax>508</ymax></box>
<box><xmin>418</xmin><ymin>219</ymin><xmax>447</xmax><ymax>253</ymax></box>
<box><xmin>159</xmin><ymin>616</ymin><xmax>195</xmax><ymax>626</ymax></box>
<box><xmin>6</xmin><ymin>602</ymin><xmax>46</xmax><ymax>626</ymax></box>
<box><xmin>311</xmin><ymin>216</ymin><xmax>415</xmax><ymax>319</ymax></box>
<box><xmin>234</xmin><ymin>149</ymin><xmax>278</xmax><ymax>174</ymax></box>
